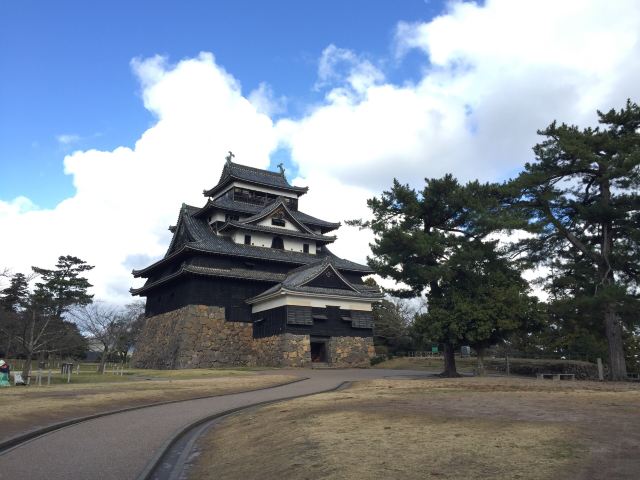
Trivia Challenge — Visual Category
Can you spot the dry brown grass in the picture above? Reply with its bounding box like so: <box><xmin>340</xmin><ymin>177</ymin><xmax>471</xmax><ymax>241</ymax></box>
<box><xmin>189</xmin><ymin>377</ymin><xmax>640</xmax><ymax>480</ymax></box>
<box><xmin>0</xmin><ymin>373</ymin><xmax>295</xmax><ymax>442</ymax></box>
<box><xmin>373</xmin><ymin>356</ymin><xmax>480</xmax><ymax>372</ymax></box>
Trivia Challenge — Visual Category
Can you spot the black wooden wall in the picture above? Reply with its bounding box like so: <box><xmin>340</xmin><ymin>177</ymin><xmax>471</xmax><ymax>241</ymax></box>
<box><xmin>252</xmin><ymin>305</ymin><xmax>372</xmax><ymax>338</ymax></box>
<box><xmin>145</xmin><ymin>275</ymin><xmax>276</xmax><ymax>321</ymax></box>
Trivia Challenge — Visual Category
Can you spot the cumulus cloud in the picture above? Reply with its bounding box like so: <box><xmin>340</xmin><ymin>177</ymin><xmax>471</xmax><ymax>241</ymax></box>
<box><xmin>1</xmin><ymin>52</ymin><xmax>278</xmax><ymax>303</ymax></box>
<box><xmin>248</xmin><ymin>82</ymin><xmax>287</xmax><ymax>117</ymax></box>
<box><xmin>282</xmin><ymin>0</ymin><xmax>640</xmax><ymax>193</ymax></box>
<box><xmin>2</xmin><ymin>0</ymin><xmax>639</xmax><ymax>305</ymax></box>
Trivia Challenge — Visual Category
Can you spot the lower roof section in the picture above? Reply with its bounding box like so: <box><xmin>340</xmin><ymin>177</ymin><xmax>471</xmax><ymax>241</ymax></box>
<box><xmin>130</xmin><ymin>264</ymin><xmax>284</xmax><ymax>296</ymax></box>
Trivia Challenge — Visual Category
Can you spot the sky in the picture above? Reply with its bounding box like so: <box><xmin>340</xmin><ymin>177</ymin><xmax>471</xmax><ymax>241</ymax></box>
<box><xmin>1</xmin><ymin>0</ymin><xmax>639</xmax><ymax>304</ymax></box>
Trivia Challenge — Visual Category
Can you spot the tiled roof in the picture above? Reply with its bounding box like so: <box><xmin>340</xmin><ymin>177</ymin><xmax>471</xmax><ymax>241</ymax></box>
<box><xmin>203</xmin><ymin>161</ymin><xmax>308</xmax><ymax>197</ymax></box>
<box><xmin>194</xmin><ymin>196</ymin><xmax>341</xmax><ymax>232</ymax></box>
<box><xmin>133</xmin><ymin>204</ymin><xmax>372</xmax><ymax>277</ymax></box>
<box><xmin>239</xmin><ymin>198</ymin><xmax>315</xmax><ymax>233</ymax></box>
<box><xmin>247</xmin><ymin>258</ymin><xmax>383</xmax><ymax>303</ymax></box>
<box><xmin>130</xmin><ymin>264</ymin><xmax>285</xmax><ymax>295</ymax></box>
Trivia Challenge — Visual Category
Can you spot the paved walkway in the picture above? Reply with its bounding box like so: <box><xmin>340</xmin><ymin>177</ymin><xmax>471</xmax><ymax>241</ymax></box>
<box><xmin>0</xmin><ymin>368</ymin><xmax>428</xmax><ymax>480</ymax></box>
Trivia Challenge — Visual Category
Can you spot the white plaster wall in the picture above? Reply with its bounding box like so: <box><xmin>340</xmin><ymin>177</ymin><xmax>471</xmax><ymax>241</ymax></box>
<box><xmin>229</xmin><ymin>230</ymin><xmax>315</xmax><ymax>254</ymax></box>
<box><xmin>231</xmin><ymin>231</ymin><xmax>272</xmax><ymax>247</ymax></box>
<box><xmin>257</xmin><ymin>216</ymin><xmax>298</xmax><ymax>231</ymax></box>
<box><xmin>208</xmin><ymin>212</ymin><xmax>227</xmax><ymax>223</ymax></box>
<box><xmin>252</xmin><ymin>294</ymin><xmax>374</xmax><ymax>313</ymax></box>
<box><xmin>283</xmin><ymin>236</ymin><xmax>315</xmax><ymax>253</ymax></box>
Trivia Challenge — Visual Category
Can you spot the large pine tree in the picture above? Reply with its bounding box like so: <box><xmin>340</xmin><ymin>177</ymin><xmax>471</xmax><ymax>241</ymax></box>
<box><xmin>508</xmin><ymin>100</ymin><xmax>640</xmax><ymax>380</ymax></box>
<box><xmin>350</xmin><ymin>176</ymin><xmax>533</xmax><ymax>376</ymax></box>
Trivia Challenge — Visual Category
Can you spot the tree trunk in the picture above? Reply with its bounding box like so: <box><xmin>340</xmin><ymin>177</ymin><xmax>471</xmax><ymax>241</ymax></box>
<box><xmin>604</xmin><ymin>303</ymin><xmax>627</xmax><ymax>381</ymax></box>
<box><xmin>476</xmin><ymin>346</ymin><xmax>486</xmax><ymax>376</ymax></box>
<box><xmin>4</xmin><ymin>333</ymin><xmax>12</xmax><ymax>359</ymax></box>
<box><xmin>598</xmin><ymin>177</ymin><xmax>627</xmax><ymax>381</ymax></box>
<box><xmin>21</xmin><ymin>311</ymin><xmax>36</xmax><ymax>379</ymax></box>
<box><xmin>441</xmin><ymin>342</ymin><xmax>459</xmax><ymax>377</ymax></box>
<box><xmin>98</xmin><ymin>348</ymin><xmax>109</xmax><ymax>374</ymax></box>
<box><xmin>21</xmin><ymin>350</ymin><xmax>33</xmax><ymax>380</ymax></box>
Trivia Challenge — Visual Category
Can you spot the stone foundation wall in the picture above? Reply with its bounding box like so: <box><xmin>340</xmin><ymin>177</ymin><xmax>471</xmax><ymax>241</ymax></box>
<box><xmin>253</xmin><ymin>334</ymin><xmax>311</xmax><ymax>367</ymax></box>
<box><xmin>328</xmin><ymin>336</ymin><xmax>375</xmax><ymax>367</ymax></box>
<box><xmin>133</xmin><ymin>305</ymin><xmax>374</xmax><ymax>369</ymax></box>
<box><xmin>132</xmin><ymin>305</ymin><xmax>254</xmax><ymax>369</ymax></box>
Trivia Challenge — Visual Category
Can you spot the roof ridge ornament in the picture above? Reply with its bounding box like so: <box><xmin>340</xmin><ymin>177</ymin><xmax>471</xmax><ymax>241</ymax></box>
<box><xmin>277</xmin><ymin>162</ymin><xmax>285</xmax><ymax>175</ymax></box>
<box><xmin>226</xmin><ymin>151</ymin><xmax>235</xmax><ymax>164</ymax></box>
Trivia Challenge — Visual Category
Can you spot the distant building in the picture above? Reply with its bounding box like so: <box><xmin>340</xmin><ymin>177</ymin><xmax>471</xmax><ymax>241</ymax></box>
<box><xmin>131</xmin><ymin>157</ymin><xmax>382</xmax><ymax>368</ymax></box>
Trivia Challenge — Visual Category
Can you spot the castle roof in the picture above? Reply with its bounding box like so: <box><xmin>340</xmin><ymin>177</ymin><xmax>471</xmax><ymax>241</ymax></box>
<box><xmin>132</xmin><ymin>204</ymin><xmax>372</xmax><ymax>279</ymax></box>
<box><xmin>130</xmin><ymin>264</ymin><xmax>287</xmax><ymax>295</ymax></box>
<box><xmin>194</xmin><ymin>196</ymin><xmax>341</xmax><ymax>232</ymax></box>
<box><xmin>203</xmin><ymin>161</ymin><xmax>308</xmax><ymax>198</ymax></box>
<box><xmin>132</xmin><ymin>159</ymin><xmax>375</xmax><ymax>304</ymax></box>
<box><xmin>247</xmin><ymin>258</ymin><xmax>383</xmax><ymax>304</ymax></box>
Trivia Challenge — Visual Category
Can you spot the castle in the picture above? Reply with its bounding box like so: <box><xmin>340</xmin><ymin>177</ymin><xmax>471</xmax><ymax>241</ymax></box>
<box><xmin>131</xmin><ymin>156</ymin><xmax>381</xmax><ymax>368</ymax></box>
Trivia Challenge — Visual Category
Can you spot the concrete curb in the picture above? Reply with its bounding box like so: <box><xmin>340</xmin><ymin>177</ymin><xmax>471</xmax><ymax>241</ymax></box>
<box><xmin>137</xmin><ymin>380</ymin><xmax>353</xmax><ymax>480</ymax></box>
<box><xmin>0</xmin><ymin>376</ymin><xmax>308</xmax><ymax>456</ymax></box>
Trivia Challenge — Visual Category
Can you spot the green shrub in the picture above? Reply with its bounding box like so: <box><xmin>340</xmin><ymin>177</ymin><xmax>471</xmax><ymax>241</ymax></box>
<box><xmin>370</xmin><ymin>355</ymin><xmax>387</xmax><ymax>366</ymax></box>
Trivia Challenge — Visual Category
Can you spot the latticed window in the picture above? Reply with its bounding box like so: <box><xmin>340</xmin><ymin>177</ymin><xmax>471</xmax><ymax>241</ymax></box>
<box><xmin>351</xmin><ymin>311</ymin><xmax>374</xmax><ymax>329</ymax></box>
<box><xmin>287</xmin><ymin>306</ymin><xmax>313</xmax><ymax>325</ymax></box>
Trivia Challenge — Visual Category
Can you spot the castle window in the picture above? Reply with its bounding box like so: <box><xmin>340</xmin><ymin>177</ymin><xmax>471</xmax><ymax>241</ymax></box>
<box><xmin>271</xmin><ymin>217</ymin><xmax>285</xmax><ymax>227</ymax></box>
<box><xmin>303</xmin><ymin>243</ymin><xmax>309</xmax><ymax>253</ymax></box>
<box><xmin>244</xmin><ymin>235</ymin><xmax>251</xmax><ymax>245</ymax></box>
<box><xmin>271</xmin><ymin>236</ymin><xmax>284</xmax><ymax>250</ymax></box>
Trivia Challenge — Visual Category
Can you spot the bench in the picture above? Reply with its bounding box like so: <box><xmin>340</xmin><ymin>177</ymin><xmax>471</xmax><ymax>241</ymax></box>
<box><xmin>627</xmin><ymin>373</ymin><xmax>640</xmax><ymax>381</ymax></box>
<box><xmin>536</xmin><ymin>373</ymin><xmax>575</xmax><ymax>381</ymax></box>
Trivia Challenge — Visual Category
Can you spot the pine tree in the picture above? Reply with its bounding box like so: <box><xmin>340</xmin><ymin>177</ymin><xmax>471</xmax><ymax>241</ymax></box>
<box><xmin>350</xmin><ymin>175</ymin><xmax>531</xmax><ymax>376</ymax></box>
<box><xmin>0</xmin><ymin>273</ymin><xmax>29</xmax><ymax>312</ymax></box>
<box><xmin>508</xmin><ymin>100</ymin><xmax>640</xmax><ymax>380</ymax></box>
<box><xmin>18</xmin><ymin>256</ymin><xmax>94</xmax><ymax>378</ymax></box>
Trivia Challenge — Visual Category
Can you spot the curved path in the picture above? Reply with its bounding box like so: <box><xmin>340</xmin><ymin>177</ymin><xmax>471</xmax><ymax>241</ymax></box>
<box><xmin>0</xmin><ymin>368</ymin><xmax>429</xmax><ymax>480</ymax></box>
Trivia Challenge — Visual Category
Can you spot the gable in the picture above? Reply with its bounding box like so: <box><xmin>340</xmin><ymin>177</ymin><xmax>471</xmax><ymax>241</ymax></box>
<box><xmin>249</xmin><ymin>204</ymin><xmax>312</xmax><ymax>233</ymax></box>
<box><xmin>166</xmin><ymin>222</ymin><xmax>193</xmax><ymax>256</ymax></box>
<box><xmin>303</xmin><ymin>265</ymin><xmax>356</xmax><ymax>291</ymax></box>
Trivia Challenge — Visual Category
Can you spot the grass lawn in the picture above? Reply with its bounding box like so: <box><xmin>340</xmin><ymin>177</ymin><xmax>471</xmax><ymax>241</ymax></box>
<box><xmin>0</xmin><ymin>370</ymin><xmax>296</xmax><ymax>443</ymax></box>
<box><xmin>187</xmin><ymin>377</ymin><xmax>640</xmax><ymax>480</ymax></box>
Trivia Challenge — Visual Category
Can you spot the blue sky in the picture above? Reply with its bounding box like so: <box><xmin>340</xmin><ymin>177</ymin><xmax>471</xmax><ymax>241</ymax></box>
<box><xmin>0</xmin><ymin>0</ymin><xmax>443</xmax><ymax>208</ymax></box>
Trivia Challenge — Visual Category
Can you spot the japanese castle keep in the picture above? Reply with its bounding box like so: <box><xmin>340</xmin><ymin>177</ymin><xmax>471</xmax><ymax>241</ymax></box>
<box><xmin>131</xmin><ymin>156</ymin><xmax>382</xmax><ymax>368</ymax></box>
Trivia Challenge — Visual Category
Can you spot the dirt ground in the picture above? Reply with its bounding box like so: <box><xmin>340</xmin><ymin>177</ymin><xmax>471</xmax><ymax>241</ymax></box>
<box><xmin>0</xmin><ymin>373</ymin><xmax>295</xmax><ymax>442</ymax></box>
<box><xmin>188</xmin><ymin>377</ymin><xmax>640</xmax><ymax>480</ymax></box>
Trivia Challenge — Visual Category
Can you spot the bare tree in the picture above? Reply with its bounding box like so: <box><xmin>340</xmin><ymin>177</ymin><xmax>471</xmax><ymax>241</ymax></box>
<box><xmin>70</xmin><ymin>302</ymin><xmax>120</xmax><ymax>374</ymax></box>
<box><xmin>113</xmin><ymin>301</ymin><xmax>145</xmax><ymax>364</ymax></box>
<box><xmin>372</xmin><ymin>297</ymin><xmax>420</xmax><ymax>354</ymax></box>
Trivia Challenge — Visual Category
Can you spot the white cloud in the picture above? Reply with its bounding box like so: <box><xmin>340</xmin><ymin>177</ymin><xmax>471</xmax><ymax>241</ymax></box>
<box><xmin>316</xmin><ymin>44</ymin><xmax>385</xmax><ymax>99</ymax></box>
<box><xmin>283</xmin><ymin>0</ymin><xmax>640</xmax><ymax>194</ymax></box>
<box><xmin>248</xmin><ymin>82</ymin><xmax>287</xmax><ymax>116</ymax></box>
<box><xmin>1</xmin><ymin>52</ymin><xmax>278</xmax><ymax>304</ymax></box>
<box><xmin>2</xmin><ymin>0</ymin><xmax>640</xmax><ymax>305</ymax></box>
<box><xmin>56</xmin><ymin>134</ymin><xmax>80</xmax><ymax>145</ymax></box>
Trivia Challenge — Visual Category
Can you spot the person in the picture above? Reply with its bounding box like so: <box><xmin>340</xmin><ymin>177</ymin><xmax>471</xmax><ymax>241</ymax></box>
<box><xmin>0</xmin><ymin>359</ymin><xmax>10</xmax><ymax>387</ymax></box>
